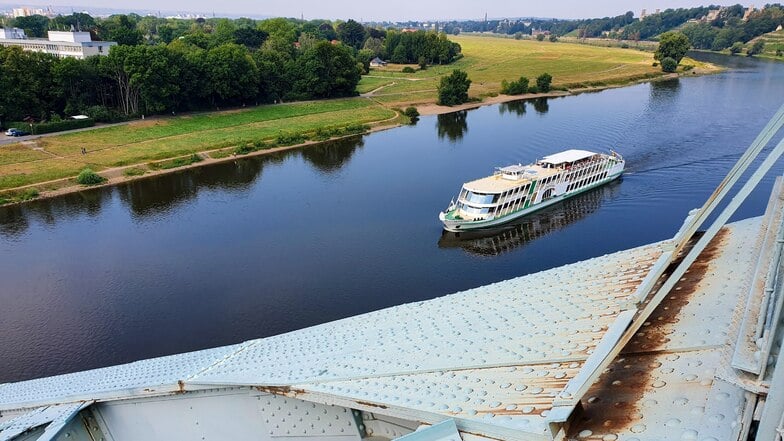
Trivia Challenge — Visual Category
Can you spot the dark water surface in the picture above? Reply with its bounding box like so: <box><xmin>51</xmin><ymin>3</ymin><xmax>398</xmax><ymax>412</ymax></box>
<box><xmin>2</xmin><ymin>53</ymin><xmax>783</xmax><ymax>383</ymax></box>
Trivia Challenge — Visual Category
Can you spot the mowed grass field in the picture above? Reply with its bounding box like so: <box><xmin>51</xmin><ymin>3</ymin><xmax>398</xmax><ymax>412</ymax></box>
<box><xmin>359</xmin><ymin>34</ymin><xmax>666</xmax><ymax>106</ymax></box>
<box><xmin>0</xmin><ymin>99</ymin><xmax>395</xmax><ymax>191</ymax></box>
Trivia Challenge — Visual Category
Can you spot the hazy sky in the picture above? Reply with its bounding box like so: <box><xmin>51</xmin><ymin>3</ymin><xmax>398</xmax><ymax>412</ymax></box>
<box><xmin>4</xmin><ymin>0</ymin><xmax>736</xmax><ymax>21</ymax></box>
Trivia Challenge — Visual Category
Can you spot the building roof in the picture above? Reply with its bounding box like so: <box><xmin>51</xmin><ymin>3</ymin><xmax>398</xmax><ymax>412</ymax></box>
<box><xmin>540</xmin><ymin>149</ymin><xmax>597</xmax><ymax>165</ymax></box>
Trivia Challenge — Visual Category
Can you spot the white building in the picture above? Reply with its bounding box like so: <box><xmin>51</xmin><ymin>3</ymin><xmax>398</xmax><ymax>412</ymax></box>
<box><xmin>0</xmin><ymin>30</ymin><xmax>117</xmax><ymax>59</ymax></box>
<box><xmin>12</xmin><ymin>6</ymin><xmax>51</xmax><ymax>18</ymax></box>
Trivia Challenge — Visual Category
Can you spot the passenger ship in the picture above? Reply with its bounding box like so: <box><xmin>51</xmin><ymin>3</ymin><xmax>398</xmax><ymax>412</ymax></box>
<box><xmin>439</xmin><ymin>149</ymin><xmax>625</xmax><ymax>232</ymax></box>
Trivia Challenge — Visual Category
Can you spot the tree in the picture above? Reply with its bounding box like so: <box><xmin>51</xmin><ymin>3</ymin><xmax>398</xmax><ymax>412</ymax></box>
<box><xmin>655</xmin><ymin>32</ymin><xmax>691</xmax><ymax>64</ymax></box>
<box><xmin>125</xmin><ymin>46</ymin><xmax>181</xmax><ymax>114</ymax></box>
<box><xmin>259</xmin><ymin>18</ymin><xmax>298</xmax><ymax>43</ymax></box>
<box><xmin>13</xmin><ymin>15</ymin><xmax>49</xmax><ymax>38</ymax></box>
<box><xmin>536</xmin><ymin>73</ymin><xmax>553</xmax><ymax>92</ymax></box>
<box><xmin>287</xmin><ymin>41</ymin><xmax>361</xmax><ymax>100</ymax></box>
<box><xmin>337</xmin><ymin>19</ymin><xmax>367</xmax><ymax>50</ymax></box>
<box><xmin>680</xmin><ymin>23</ymin><xmax>718</xmax><ymax>50</ymax></box>
<box><xmin>234</xmin><ymin>27</ymin><xmax>268</xmax><ymax>48</ymax></box>
<box><xmin>362</xmin><ymin>37</ymin><xmax>384</xmax><ymax>57</ymax></box>
<box><xmin>729</xmin><ymin>42</ymin><xmax>744</xmax><ymax>55</ymax></box>
<box><xmin>357</xmin><ymin>49</ymin><xmax>375</xmax><ymax>73</ymax></box>
<box><xmin>206</xmin><ymin>43</ymin><xmax>259</xmax><ymax>105</ymax></box>
<box><xmin>536</xmin><ymin>33</ymin><xmax>545</xmax><ymax>41</ymax></box>
<box><xmin>437</xmin><ymin>69</ymin><xmax>471</xmax><ymax>106</ymax></box>
<box><xmin>100</xmin><ymin>14</ymin><xmax>143</xmax><ymax>46</ymax></box>
<box><xmin>549</xmin><ymin>34</ymin><xmax>558</xmax><ymax>42</ymax></box>
<box><xmin>661</xmin><ymin>57</ymin><xmax>678</xmax><ymax>73</ymax></box>
<box><xmin>747</xmin><ymin>40</ymin><xmax>765</xmax><ymax>56</ymax></box>
<box><xmin>501</xmin><ymin>76</ymin><xmax>529</xmax><ymax>95</ymax></box>
<box><xmin>253</xmin><ymin>47</ymin><xmax>291</xmax><ymax>103</ymax></box>
<box><xmin>100</xmin><ymin>45</ymin><xmax>139</xmax><ymax>115</ymax></box>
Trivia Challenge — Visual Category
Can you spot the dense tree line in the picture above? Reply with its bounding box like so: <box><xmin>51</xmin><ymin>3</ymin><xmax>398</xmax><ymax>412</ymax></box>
<box><xmin>431</xmin><ymin>4</ymin><xmax>783</xmax><ymax>46</ymax></box>
<box><xmin>679</xmin><ymin>5</ymin><xmax>784</xmax><ymax>50</ymax></box>
<box><xmin>0</xmin><ymin>14</ymin><xmax>462</xmax><ymax>122</ymax></box>
<box><xmin>384</xmin><ymin>31</ymin><xmax>461</xmax><ymax>64</ymax></box>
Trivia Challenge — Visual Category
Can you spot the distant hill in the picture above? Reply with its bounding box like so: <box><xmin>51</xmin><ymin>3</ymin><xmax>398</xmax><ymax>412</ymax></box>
<box><xmin>441</xmin><ymin>4</ymin><xmax>783</xmax><ymax>53</ymax></box>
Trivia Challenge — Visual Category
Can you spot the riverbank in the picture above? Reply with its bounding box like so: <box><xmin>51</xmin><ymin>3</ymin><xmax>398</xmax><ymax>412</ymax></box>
<box><xmin>0</xmin><ymin>35</ymin><xmax>722</xmax><ymax>206</ymax></box>
<box><xmin>0</xmin><ymin>68</ymin><xmax>708</xmax><ymax>206</ymax></box>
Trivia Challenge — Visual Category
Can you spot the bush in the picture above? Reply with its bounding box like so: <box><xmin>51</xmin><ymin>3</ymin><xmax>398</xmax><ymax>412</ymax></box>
<box><xmin>661</xmin><ymin>57</ymin><xmax>678</xmax><ymax>73</ymax></box>
<box><xmin>85</xmin><ymin>105</ymin><xmax>127</xmax><ymax>123</ymax></box>
<box><xmin>403</xmin><ymin>107</ymin><xmax>420</xmax><ymax>119</ymax></box>
<box><xmin>402</xmin><ymin>66</ymin><xmax>416</xmax><ymax>73</ymax></box>
<box><xmin>20</xmin><ymin>188</ymin><xmax>39</xmax><ymax>201</ymax></box>
<box><xmin>276</xmin><ymin>132</ymin><xmax>307</xmax><ymax>146</ymax></box>
<box><xmin>527</xmin><ymin>85</ymin><xmax>539</xmax><ymax>94</ymax></box>
<box><xmin>7</xmin><ymin>118</ymin><xmax>95</xmax><ymax>135</ymax></box>
<box><xmin>501</xmin><ymin>76</ymin><xmax>530</xmax><ymax>95</ymax></box>
<box><xmin>234</xmin><ymin>144</ymin><xmax>257</xmax><ymax>155</ymax></box>
<box><xmin>536</xmin><ymin>34</ymin><xmax>545</xmax><ymax>41</ymax></box>
<box><xmin>76</xmin><ymin>168</ymin><xmax>106</xmax><ymax>185</ymax></box>
<box><xmin>123</xmin><ymin>167</ymin><xmax>146</xmax><ymax>177</ymax></box>
<box><xmin>549</xmin><ymin>34</ymin><xmax>558</xmax><ymax>42</ymax></box>
<box><xmin>730</xmin><ymin>42</ymin><xmax>744</xmax><ymax>55</ymax></box>
<box><xmin>536</xmin><ymin>73</ymin><xmax>553</xmax><ymax>93</ymax></box>
<box><xmin>403</xmin><ymin>107</ymin><xmax>419</xmax><ymax>124</ymax></box>
<box><xmin>682</xmin><ymin>65</ymin><xmax>694</xmax><ymax>71</ymax></box>
<box><xmin>747</xmin><ymin>40</ymin><xmax>765</xmax><ymax>57</ymax></box>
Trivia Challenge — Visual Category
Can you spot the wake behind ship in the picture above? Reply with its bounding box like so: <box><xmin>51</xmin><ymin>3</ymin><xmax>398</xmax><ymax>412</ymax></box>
<box><xmin>439</xmin><ymin>149</ymin><xmax>625</xmax><ymax>232</ymax></box>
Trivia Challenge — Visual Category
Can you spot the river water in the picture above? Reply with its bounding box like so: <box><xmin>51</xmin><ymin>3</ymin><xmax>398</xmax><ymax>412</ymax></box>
<box><xmin>1</xmin><ymin>53</ymin><xmax>783</xmax><ymax>383</ymax></box>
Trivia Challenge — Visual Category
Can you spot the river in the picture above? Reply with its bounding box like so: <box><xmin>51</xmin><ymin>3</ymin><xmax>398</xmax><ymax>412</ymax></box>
<box><xmin>1</xmin><ymin>53</ymin><xmax>783</xmax><ymax>383</ymax></box>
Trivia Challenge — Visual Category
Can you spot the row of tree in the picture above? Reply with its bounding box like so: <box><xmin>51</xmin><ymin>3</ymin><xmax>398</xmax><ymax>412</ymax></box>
<box><xmin>0</xmin><ymin>39</ymin><xmax>360</xmax><ymax>122</ymax></box>
<box><xmin>6</xmin><ymin>13</ymin><xmax>462</xmax><ymax>64</ymax></box>
<box><xmin>432</xmin><ymin>4</ymin><xmax>782</xmax><ymax>48</ymax></box>
<box><xmin>679</xmin><ymin>6</ymin><xmax>784</xmax><ymax>51</ymax></box>
<box><xmin>1</xmin><ymin>13</ymin><xmax>463</xmax><ymax>122</ymax></box>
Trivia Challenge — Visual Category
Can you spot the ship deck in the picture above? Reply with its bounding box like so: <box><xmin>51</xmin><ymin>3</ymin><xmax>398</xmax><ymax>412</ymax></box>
<box><xmin>463</xmin><ymin>165</ymin><xmax>559</xmax><ymax>193</ymax></box>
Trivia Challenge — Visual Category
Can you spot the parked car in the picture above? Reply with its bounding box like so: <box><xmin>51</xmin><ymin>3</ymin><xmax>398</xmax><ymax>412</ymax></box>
<box><xmin>5</xmin><ymin>128</ymin><xmax>30</xmax><ymax>137</ymax></box>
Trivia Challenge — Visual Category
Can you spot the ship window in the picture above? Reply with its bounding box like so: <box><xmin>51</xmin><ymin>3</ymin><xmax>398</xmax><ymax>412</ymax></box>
<box><xmin>461</xmin><ymin>205</ymin><xmax>490</xmax><ymax>215</ymax></box>
<box><xmin>464</xmin><ymin>192</ymin><xmax>495</xmax><ymax>204</ymax></box>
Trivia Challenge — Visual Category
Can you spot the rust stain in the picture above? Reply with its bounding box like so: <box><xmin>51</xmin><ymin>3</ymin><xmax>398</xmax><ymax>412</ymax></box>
<box><xmin>624</xmin><ymin>228</ymin><xmax>728</xmax><ymax>354</ymax></box>
<box><xmin>255</xmin><ymin>385</ymin><xmax>306</xmax><ymax>397</ymax></box>
<box><xmin>568</xmin><ymin>228</ymin><xmax>729</xmax><ymax>437</ymax></box>
<box><xmin>354</xmin><ymin>400</ymin><xmax>388</xmax><ymax>409</ymax></box>
<box><xmin>175</xmin><ymin>380</ymin><xmax>185</xmax><ymax>394</ymax></box>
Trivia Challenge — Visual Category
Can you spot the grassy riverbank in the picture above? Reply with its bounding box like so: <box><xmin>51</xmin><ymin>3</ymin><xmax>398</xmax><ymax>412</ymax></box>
<box><xmin>358</xmin><ymin>34</ymin><xmax>713</xmax><ymax>106</ymax></box>
<box><xmin>0</xmin><ymin>35</ymin><xmax>720</xmax><ymax>204</ymax></box>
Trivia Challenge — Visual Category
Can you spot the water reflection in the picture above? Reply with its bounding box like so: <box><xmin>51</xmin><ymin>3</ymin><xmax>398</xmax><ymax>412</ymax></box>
<box><xmin>649</xmin><ymin>78</ymin><xmax>681</xmax><ymax>100</ymax></box>
<box><xmin>0</xmin><ymin>191</ymin><xmax>110</xmax><ymax>238</ymax></box>
<box><xmin>533</xmin><ymin>97</ymin><xmax>550</xmax><ymax>115</ymax></box>
<box><xmin>437</xmin><ymin>111</ymin><xmax>468</xmax><ymax>142</ymax></box>
<box><xmin>439</xmin><ymin>181</ymin><xmax>621</xmax><ymax>256</ymax></box>
<box><xmin>0</xmin><ymin>205</ymin><xmax>28</xmax><ymax>238</ymax></box>
<box><xmin>499</xmin><ymin>100</ymin><xmax>527</xmax><ymax>117</ymax></box>
<box><xmin>300</xmin><ymin>135</ymin><xmax>365</xmax><ymax>173</ymax></box>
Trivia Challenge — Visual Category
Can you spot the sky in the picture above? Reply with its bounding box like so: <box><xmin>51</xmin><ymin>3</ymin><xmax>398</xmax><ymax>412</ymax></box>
<box><xmin>1</xmin><ymin>0</ymin><xmax>740</xmax><ymax>21</ymax></box>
